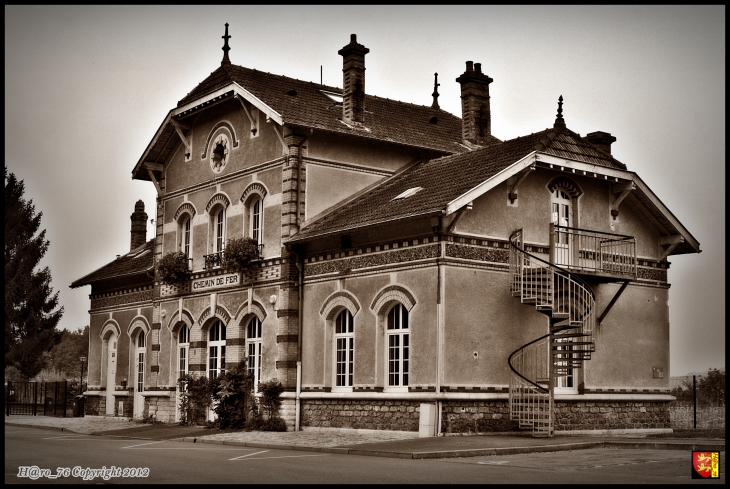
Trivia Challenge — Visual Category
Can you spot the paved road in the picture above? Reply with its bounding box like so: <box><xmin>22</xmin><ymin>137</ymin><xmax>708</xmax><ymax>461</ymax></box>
<box><xmin>5</xmin><ymin>426</ymin><xmax>725</xmax><ymax>484</ymax></box>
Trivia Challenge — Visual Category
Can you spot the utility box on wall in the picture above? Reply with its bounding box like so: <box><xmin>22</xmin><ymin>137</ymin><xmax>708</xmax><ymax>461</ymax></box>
<box><xmin>419</xmin><ymin>403</ymin><xmax>438</xmax><ymax>437</ymax></box>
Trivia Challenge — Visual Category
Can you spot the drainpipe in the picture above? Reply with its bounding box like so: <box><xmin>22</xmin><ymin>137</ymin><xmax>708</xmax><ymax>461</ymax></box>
<box><xmin>292</xmin><ymin>247</ymin><xmax>305</xmax><ymax>431</ymax></box>
<box><xmin>436</xmin><ymin>216</ymin><xmax>445</xmax><ymax>436</ymax></box>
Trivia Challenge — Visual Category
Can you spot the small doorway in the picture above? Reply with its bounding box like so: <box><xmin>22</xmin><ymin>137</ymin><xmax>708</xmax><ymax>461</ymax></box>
<box><xmin>105</xmin><ymin>335</ymin><xmax>117</xmax><ymax>415</ymax></box>
<box><xmin>551</xmin><ymin>189</ymin><xmax>572</xmax><ymax>266</ymax></box>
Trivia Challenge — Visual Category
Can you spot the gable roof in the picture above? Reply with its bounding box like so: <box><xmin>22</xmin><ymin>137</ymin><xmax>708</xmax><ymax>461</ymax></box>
<box><xmin>173</xmin><ymin>63</ymin><xmax>487</xmax><ymax>154</ymax></box>
<box><xmin>289</xmin><ymin>125</ymin><xmax>625</xmax><ymax>242</ymax></box>
<box><xmin>70</xmin><ymin>240</ymin><xmax>154</xmax><ymax>289</ymax></box>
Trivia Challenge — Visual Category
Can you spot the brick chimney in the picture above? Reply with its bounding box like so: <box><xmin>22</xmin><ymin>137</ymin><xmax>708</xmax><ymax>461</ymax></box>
<box><xmin>585</xmin><ymin>131</ymin><xmax>617</xmax><ymax>155</ymax></box>
<box><xmin>456</xmin><ymin>61</ymin><xmax>493</xmax><ymax>145</ymax></box>
<box><xmin>338</xmin><ymin>34</ymin><xmax>369</xmax><ymax>125</ymax></box>
<box><xmin>130</xmin><ymin>200</ymin><xmax>147</xmax><ymax>251</ymax></box>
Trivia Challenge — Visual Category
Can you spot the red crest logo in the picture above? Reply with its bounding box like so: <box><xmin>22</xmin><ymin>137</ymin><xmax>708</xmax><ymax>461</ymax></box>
<box><xmin>692</xmin><ymin>451</ymin><xmax>720</xmax><ymax>479</ymax></box>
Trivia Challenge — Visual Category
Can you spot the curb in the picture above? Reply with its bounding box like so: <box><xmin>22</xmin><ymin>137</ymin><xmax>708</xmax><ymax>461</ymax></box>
<box><xmin>179</xmin><ymin>436</ymin><xmax>725</xmax><ymax>460</ymax></box>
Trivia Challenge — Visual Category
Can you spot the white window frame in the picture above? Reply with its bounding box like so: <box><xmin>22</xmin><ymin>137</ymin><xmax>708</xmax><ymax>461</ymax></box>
<box><xmin>208</xmin><ymin>320</ymin><xmax>226</xmax><ymax>379</ymax></box>
<box><xmin>178</xmin><ymin>324</ymin><xmax>189</xmax><ymax>378</ymax></box>
<box><xmin>214</xmin><ymin>208</ymin><xmax>226</xmax><ymax>254</ymax></box>
<box><xmin>246</xmin><ymin>317</ymin><xmax>262</xmax><ymax>392</ymax></box>
<box><xmin>333</xmin><ymin>309</ymin><xmax>354</xmax><ymax>391</ymax></box>
<box><xmin>181</xmin><ymin>216</ymin><xmax>191</xmax><ymax>257</ymax></box>
<box><xmin>250</xmin><ymin>197</ymin><xmax>262</xmax><ymax>245</ymax></box>
<box><xmin>385</xmin><ymin>303</ymin><xmax>409</xmax><ymax>391</ymax></box>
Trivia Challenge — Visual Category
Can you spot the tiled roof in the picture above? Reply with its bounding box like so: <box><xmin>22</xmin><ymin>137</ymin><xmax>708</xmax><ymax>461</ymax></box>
<box><xmin>290</xmin><ymin>126</ymin><xmax>626</xmax><ymax>241</ymax></box>
<box><xmin>176</xmin><ymin>64</ymin><xmax>497</xmax><ymax>154</ymax></box>
<box><xmin>70</xmin><ymin>240</ymin><xmax>154</xmax><ymax>288</ymax></box>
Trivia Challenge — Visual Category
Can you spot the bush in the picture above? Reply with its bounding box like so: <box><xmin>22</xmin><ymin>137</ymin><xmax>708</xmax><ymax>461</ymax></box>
<box><xmin>159</xmin><ymin>252</ymin><xmax>192</xmax><ymax>284</ymax></box>
<box><xmin>222</xmin><ymin>237</ymin><xmax>260</xmax><ymax>272</ymax></box>
<box><xmin>178</xmin><ymin>374</ymin><xmax>214</xmax><ymax>426</ymax></box>
<box><xmin>210</xmin><ymin>364</ymin><xmax>256</xmax><ymax>430</ymax></box>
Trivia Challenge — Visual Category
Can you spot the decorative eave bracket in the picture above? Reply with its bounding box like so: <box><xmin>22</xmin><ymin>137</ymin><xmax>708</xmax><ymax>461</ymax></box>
<box><xmin>611</xmin><ymin>181</ymin><xmax>635</xmax><ymax>219</ymax></box>
<box><xmin>268</xmin><ymin>118</ymin><xmax>287</xmax><ymax>154</ymax></box>
<box><xmin>144</xmin><ymin>162</ymin><xmax>164</xmax><ymax>196</ymax></box>
<box><xmin>659</xmin><ymin>234</ymin><xmax>684</xmax><ymax>261</ymax></box>
<box><xmin>234</xmin><ymin>94</ymin><xmax>259</xmax><ymax>137</ymax></box>
<box><xmin>444</xmin><ymin>202</ymin><xmax>473</xmax><ymax>234</ymax></box>
<box><xmin>170</xmin><ymin>120</ymin><xmax>191</xmax><ymax>160</ymax></box>
<box><xmin>508</xmin><ymin>164</ymin><xmax>536</xmax><ymax>204</ymax></box>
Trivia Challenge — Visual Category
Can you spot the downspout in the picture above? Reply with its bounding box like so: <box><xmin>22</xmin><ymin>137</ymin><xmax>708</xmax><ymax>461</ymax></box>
<box><xmin>436</xmin><ymin>215</ymin><xmax>445</xmax><ymax>436</ymax></box>
<box><xmin>293</xmin><ymin>247</ymin><xmax>305</xmax><ymax>431</ymax></box>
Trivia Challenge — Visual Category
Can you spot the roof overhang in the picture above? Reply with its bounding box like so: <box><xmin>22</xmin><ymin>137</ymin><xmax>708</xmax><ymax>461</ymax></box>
<box><xmin>131</xmin><ymin>82</ymin><xmax>283</xmax><ymax>182</ymax></box>
<box><xmin>445</xmin><ymin>152</ymin><xmax>700</xmax><ymax>256</ymax></box>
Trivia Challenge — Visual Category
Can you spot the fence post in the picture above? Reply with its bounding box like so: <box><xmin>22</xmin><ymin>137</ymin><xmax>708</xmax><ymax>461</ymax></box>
<box><xmin>6</xmin><ymin>381</ymin><xmax>10</xmax><ymax>416</ymax></box>
<box><xmin>63</xmin><ymin>381</ymin><xmax>68</xmax><ymax>418</ymax></box>
<box><xmin>692</xmin><ymin>375</ymin><xmax>697</xmax><ymax>429</ymax></box>
<box><xmin>33</xmin><ymin>382</ymin><xmax>38</xmax><ymax>416</ymax></box>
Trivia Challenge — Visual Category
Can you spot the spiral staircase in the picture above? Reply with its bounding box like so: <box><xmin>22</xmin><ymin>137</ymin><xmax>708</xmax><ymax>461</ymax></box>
<box><xmin>507</xmin><ymin>228</ymin><xmax>597</xmax><ymax>437</ymax></box>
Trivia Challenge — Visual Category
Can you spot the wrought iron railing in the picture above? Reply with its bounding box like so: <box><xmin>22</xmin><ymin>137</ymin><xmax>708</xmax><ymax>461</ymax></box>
<box><xmin>203</xmin><ymin>244</ymin><xmax>264</xmax><ymax>271</ymax></box>
<box><xmin>550</xmin><ymin>224</ymin><xmax>636</xmax><ymax>277</ymax></box>
<box><xmin>508</xmin><ymin>228</ymin><xmax>597</xmax><ymax>437</ymax></box>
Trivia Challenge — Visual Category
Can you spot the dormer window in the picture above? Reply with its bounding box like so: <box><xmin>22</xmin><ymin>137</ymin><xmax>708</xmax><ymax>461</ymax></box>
<box><xmin>392</xmin><ymin>187</ymin><xmax>423</xmax><ymax>201</ymax></box>
<box><xmin>320</xmin><ymin>90</ymin><xmax>344</xmax><ymax>104</ymax></box>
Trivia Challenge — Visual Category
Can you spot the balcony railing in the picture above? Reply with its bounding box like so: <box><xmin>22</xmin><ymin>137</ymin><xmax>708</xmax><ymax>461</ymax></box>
<box><xmin>549</xmin><ymin>224</ymin><xmax>636</xmax><ymax>277</ymax></box>
<box><xmin>203</xmin><ymin>244</ymin><xmax>264</xmax><ymax>271</ymax></box>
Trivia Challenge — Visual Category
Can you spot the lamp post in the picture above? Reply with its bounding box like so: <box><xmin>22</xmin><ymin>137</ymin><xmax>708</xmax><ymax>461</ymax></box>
<box><xmin>79</xmin><ymin>356</ymin><xmax>87</xmax><ymax>394</ymax></box>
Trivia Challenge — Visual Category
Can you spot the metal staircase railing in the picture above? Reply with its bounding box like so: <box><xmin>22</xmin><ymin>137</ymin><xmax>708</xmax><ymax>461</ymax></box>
<box><xmin>508</xmin><ymin>228</ymin><xmax>596</xmax><ymax>437</ymax></box>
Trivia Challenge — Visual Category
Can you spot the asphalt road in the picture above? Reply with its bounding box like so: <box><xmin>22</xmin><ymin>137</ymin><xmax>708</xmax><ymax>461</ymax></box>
<box><xmin>5</xmin><ymin>426</ymin><xmax>725</xmax><ymax>484</ymax></box>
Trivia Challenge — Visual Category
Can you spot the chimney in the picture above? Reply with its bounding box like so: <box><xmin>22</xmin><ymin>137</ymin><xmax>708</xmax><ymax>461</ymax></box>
<box><xmin>455</xmin><ymin>61</ymin><xmax>493</xmax><ymax>145</ymax></box>
<box><xmin>585</xmin><ymin>131</ymin><xmax>617</xmax><ymax>155</ymax></box>
<box><xmin>130</xmin><ymin>200</ymin><xmax>147</xmax><ymax>251</ymax></box>
<box><xmin>338</xmin><ymin>34</ymin><xmax>369</xmax><ymax>125</ymax></box>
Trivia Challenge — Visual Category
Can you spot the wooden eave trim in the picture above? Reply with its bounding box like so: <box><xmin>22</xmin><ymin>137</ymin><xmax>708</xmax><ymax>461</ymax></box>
<box><xmin>445</xmin><ymin>151</ymin><xmax>538</xmax><ymax>215</ymax></box>
<box><xmin>172</xmin><ymin>82</ymin><xmax>283</xmax><ymax>126</ymax></box>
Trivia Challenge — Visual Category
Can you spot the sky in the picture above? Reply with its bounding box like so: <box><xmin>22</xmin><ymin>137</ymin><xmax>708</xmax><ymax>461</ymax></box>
<box><xmin>5</xmin><ymin>6</ymin><xmax>724</xmax><ymax>377</ymax></box>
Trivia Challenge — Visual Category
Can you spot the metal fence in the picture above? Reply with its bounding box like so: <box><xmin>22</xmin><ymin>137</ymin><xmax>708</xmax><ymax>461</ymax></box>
<box><xmin>5</xmin><ymin>381</ymin><xmax>77</xmax><ymax>417</ymax></box>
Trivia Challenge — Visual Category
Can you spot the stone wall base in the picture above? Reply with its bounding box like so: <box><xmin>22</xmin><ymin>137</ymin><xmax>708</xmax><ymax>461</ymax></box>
<box><xmin>301</xmin><ymin>399</ymin><xmax>420</xmax><ymax>431</ymax></box>
<box><xmin>300</xmin><ymin>398</ymin><xmax>672</xmax><ymax>433</ymax></box>
<box><xmin>144</xmin><ymin>395</ymin><xmax>178</xmax><ymax>423</ymax></box>
<box><xmin>279</xmin><ymin>398</ymin><xmax>296</xmax><ymax>431</ymax></box>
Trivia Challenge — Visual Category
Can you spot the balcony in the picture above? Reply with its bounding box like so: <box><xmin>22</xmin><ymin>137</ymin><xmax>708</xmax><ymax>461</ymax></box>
<box><xmin>549</xmin><ymin>224</ymin><xmax>636</xmax><ymax>281</ymax></box>
<box><xmin>203</xmin><ymin>244</ymin><xmax>264</xmax><ymax>271</ymax></box>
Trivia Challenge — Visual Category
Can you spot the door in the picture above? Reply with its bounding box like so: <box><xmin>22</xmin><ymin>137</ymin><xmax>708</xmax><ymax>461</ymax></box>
<box><xmin>105</xmin><ymin>336</ymin><xmax>117</xmax><ymax>415</ymax></box>
<box><xmin>134</xmin><ymin>332</ymin><xmax>145</xmax><ymax>418</ymax></box>
<box><xmin>551</xmin><ymin>189</ymin><xmax>572</xmax><ymax>266</ymax></box>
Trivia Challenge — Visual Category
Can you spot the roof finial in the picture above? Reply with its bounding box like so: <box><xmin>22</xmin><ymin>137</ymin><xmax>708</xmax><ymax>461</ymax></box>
<box><xmin>221</xmin><ymin>23</ymin><xmax>231</xmax><ymax>65</ymax></box>
<box><xmin>554</xmin><ymin>95</ymin><xmax>566</xmax><ymax>129</ymax></box>
<box><xmin>431</xmin><ymin>73</ymin><xmax>440</xmax><ymax>110</ymax></box>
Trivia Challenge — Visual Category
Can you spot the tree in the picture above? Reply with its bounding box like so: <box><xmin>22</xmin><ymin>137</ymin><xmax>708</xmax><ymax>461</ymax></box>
<box><xmin>48</xmin><ymin>326</ymin><xmax>89</xmax><ymax>379</ymax></box>
<box><xmin>5</xmin><ymin>166</ymin><xmax>64</xmax><ymax>379</ymax></box>
<box><xmin>697</xmin><ymin>368</ymin><xmax>725</xmax><ymax>406</ymax></box>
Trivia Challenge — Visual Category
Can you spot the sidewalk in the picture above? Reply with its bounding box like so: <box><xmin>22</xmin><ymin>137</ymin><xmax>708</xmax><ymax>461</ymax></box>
<box><xmin>6</xmin><ymin>416</ymin><xmax>725</xmax><ymax>460</ymax></box>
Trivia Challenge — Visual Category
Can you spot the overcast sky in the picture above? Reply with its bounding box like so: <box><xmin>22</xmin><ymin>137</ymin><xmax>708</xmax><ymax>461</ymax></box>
<box><xmin>5</xmin><ymin>6</ymin><xmax>724</xmax><ymax>377</ymax></box>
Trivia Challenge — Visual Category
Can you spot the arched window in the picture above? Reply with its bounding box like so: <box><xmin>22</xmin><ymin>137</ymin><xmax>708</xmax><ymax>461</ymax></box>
<box><xmin>386</xmin><ymin>304</ymin><xmax>409</xmax><ymax>387</ymax></box>
<box><xmin>134</xmin><ymin>330</ymin><xmax>146</xmax><ymax>418</ymax></box>
<box><xmin>208</xmin><ymin>320</ymin><xmax>226</xmax><ymax>378</ymax></box>
<box><xmin>178</xmin><ymin>325</ymin><xmax>189</xmax><ymax>377</ymax></box>
<box><xmin>181</xmin><ymin>216</ymin><xmax>191</xmax><ymax>257</ymax></box>
<box><xmin>214</xmin><ymin>208</ymin><xmax>226</xmax><ymax>254</ymax></box>
<box><xmin>246</xmin><ymin>317</ymin><xmax>262</xmax><ymax>390</ymax></box>
<box><xmin>334</xmin><ymin>309</ymin><xmax>354</xmax><ymax>388</ymax></box>
<box><xmin>250</xmin><ymin>197</ymin><xmax>262</xmax><ymax>245</ymax></box>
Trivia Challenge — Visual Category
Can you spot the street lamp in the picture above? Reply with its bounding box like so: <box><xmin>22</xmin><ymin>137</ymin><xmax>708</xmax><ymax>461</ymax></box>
<box><xmin>79</xmin><ymin>356</ymin><xmax>87</xmax><ymax>393</ymax></box>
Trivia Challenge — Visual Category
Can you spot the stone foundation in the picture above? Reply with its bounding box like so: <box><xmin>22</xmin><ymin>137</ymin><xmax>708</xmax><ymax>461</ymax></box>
<box><xmin>144</xmin><ymin>395</ymin><xmax>178</xmax><ymax>422</ymax></box>
<box><xmin>85</xmin><ymin>395</ymin><xmax>102</xmax><ymax>416</ymax></box>
<box><xmin>441</xmin><ymin>400</ymin><xmax>520</xmax><ymax>434</ymax></box>
<box><xmin>302</xmin><ymin>399</ymin><xmax>420</xmax><ymax>431</ymax></box>
<box><xmin>554</xmin><ymin>400</ymin><xmax>671</xmax><ymax>431</ymax></box>
<box><xmin>280</xmin><ymin>398</ymin><xmax>296</xmax><ymax>431</ymax></box>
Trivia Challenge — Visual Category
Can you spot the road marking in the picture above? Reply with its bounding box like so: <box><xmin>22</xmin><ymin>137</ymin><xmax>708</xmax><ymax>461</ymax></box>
<box><xmin>229</xmin><ymin>450</ymin><xmax>270</xmax><ymax>460</ymax></box>
<box><xmin>232</xmin><ymin>454</ymin><xmax>328</xmax><ymax>461</ymax></box>
<box><xmin>122</xmin><ymin>440</ymin><xmax>165</xmax><ymax>449</ymax></box>
<box><xmin>477</xmin><ymin>461</ymin><xmax>510</xmax><ymax>465</ymax></box>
